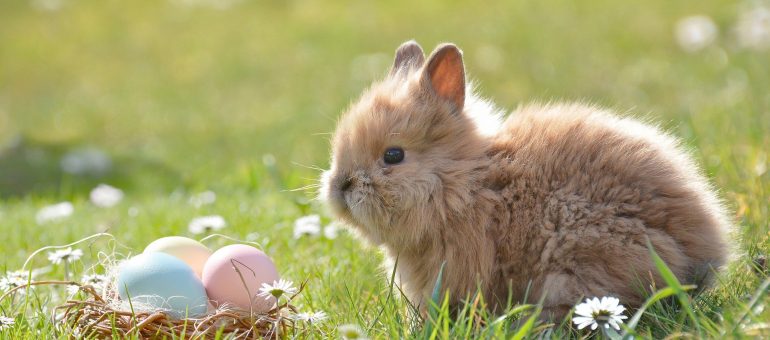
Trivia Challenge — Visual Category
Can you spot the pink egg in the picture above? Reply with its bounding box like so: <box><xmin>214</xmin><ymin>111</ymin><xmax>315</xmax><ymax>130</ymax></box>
<box><xmin>201</xmin><ymin>244</ymin><xmax>279</xmax><ymax>312</ymax></box>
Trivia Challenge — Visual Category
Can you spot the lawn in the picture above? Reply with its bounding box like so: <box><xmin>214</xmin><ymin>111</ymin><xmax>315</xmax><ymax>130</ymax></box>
<box><xmin>1</xmin><ymin>0</ymin><xmax>769</xmax><ymax>338</ymax></box>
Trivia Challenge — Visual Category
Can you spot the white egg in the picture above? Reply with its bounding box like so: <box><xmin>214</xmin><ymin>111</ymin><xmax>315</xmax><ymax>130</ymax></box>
<box><xmin>144</xmin><ymin>236</ymin><xmax>212</xmax><ymax>278</ymax></box>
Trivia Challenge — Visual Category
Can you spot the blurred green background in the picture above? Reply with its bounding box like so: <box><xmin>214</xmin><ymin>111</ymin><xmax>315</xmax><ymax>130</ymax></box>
<box><xmin>1</xmin><ymin>0</ymin><xmax>769</xmax><ymax>337</ymax></box>
<box><xmin>2</xmin><ymin>0</ymin><xmax>766</xmax><ymax>197</ymax></box>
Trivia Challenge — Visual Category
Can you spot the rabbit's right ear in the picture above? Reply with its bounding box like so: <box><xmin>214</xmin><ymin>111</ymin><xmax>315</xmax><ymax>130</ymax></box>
<box><xmin>422</xmin><ymin>44</ymin><xmax>465</xmax><ymax>111</ymax></box>
<box><xmin>390</xmin><ymin>40</ymin><xmax>425</xmax><ymax>77</ymax></box>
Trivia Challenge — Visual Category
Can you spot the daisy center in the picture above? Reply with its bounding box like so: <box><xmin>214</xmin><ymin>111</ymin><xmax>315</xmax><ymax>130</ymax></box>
<box><xmin>592</xmin><ymin>310</ymin><xmax>612</xmax><ymax>323</ymax></box>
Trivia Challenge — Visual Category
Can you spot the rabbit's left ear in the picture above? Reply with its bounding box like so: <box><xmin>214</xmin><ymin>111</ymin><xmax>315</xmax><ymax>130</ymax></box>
<box><xmin>390</xmin><ymin>40</ymin><xmax>425</xmax><ymax>77</ymax></box>
<box><xmin>423</xmin><ymin>44</ymin><xmax>465</xmax><ymax>110</ymax></box>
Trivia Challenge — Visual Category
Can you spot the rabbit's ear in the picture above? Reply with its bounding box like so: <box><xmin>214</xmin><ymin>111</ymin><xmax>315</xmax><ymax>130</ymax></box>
<box><xmin>423</xmin><ymin>43</ymin><xmax>465</xmax><ymax>110</ymax></box>
<box><xmin>390</xmin><ymin>40</ymin><xmax>425</xmax><ymax>77</ymax></box>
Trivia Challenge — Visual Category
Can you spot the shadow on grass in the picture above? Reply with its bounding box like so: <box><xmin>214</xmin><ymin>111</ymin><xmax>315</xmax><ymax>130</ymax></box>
<box><xmin>0</xmin><ymin>135</ymin><xmax>180</xmax><ymax>198</ymax></box>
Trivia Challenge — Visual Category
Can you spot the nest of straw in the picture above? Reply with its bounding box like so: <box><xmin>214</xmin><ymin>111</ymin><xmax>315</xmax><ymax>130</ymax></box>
<box><xmin>2</xmin><ymin>281</ymin><xmax>303</xmax><ymax>339</ymax></box>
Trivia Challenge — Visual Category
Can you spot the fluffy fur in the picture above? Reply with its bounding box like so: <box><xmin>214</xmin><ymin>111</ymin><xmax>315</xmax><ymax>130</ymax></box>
<box><xmin>321</xmin><ymin>41</ymin><xmax>731</xmax><ymax>319</ymax></box>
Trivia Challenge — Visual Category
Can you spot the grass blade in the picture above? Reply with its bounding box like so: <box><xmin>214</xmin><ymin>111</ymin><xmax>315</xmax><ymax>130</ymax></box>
<box><xmin>621</xmin><ymin>285</ymin><xmax>696</xmax><ymax>338</ymax></box>
<box><xmin>731</xmin><ymin>276</ymin><xmax>770</xmax><ymax>335</ymax></box>
<box><xmin>431</xmin><ymin>261</ymin><xmax>447</xmax><ymax>310</ymax></box>
<box><xmin>647</xmin><ymin>238</ymin><xmax>701</xmax><ymax>335</ymax></box>
<box><xmin>423</xmin><ymin>262</ymin><xmax>447</xmax><ymax>339</ymax></box>
<box><xmin>511</xmin><ymin>300</ymin><xmax>542</xmax><ymax>340</ymax></box>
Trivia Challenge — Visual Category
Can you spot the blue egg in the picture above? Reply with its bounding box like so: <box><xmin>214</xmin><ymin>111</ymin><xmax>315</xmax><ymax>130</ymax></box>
<box><xmin>118</xmin><ymin>252</ymin><xmax>208</xmax><ymax>319</ymax></box>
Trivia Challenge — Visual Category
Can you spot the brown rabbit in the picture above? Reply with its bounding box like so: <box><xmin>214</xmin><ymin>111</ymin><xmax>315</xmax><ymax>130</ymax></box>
<box><xmin>321</xmin><ymin>41</ymin><xmax>730</xmax><ymax>319</ymax></box>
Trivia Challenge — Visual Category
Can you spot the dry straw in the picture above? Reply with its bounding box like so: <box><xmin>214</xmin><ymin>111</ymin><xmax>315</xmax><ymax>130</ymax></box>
<box><xmin>1</xmin><ymin>281</ymin><xmax>303</xmax><ymax>338</ymax></box>
<box><xmin>1</xmin><ymin>233</ymin><xmax>306</xmax><ymax>339</ymax></box>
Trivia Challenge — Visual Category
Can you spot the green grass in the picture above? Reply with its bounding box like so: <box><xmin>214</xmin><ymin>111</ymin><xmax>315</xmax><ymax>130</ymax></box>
<box><xmin>1</xmin><ymin>0</ymin><xmax>769</xmax><ymax>338</ymax></box>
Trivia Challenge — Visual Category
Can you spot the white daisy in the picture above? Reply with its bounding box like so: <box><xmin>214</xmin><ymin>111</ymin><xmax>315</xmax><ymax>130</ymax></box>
<box><xmin>59</xmin><ymin>147</ymin><xmax>111</xmax><ymax>176</ymax></box>
<box><xmin>675</xmin><ymin>15</ymin><xmax>718</xmax><ymax>52</ymax></box>
<box><xmin>80</xmin><ymin>273</ymin><xmax>108</xmax><ymax>294</ymax></box>
<box><xmin>4</xmin><ymin>271</ymin><xmax>29</xmax><ymax>282</ymax></box>
<box><xmin>67</xmin><ymin>273</ymin><xmax>107</xmax><ymax>296</ymax></box>
<box><xmin>0</xmin><ymin>271</ymin><xmax>30</xmax><ymax>294</ymax></box>
<box><xmin>572</xmin><ymin>296</ymin><xmax>627</xmax><ymax>331</ymax></box>
<box><xmin>89</xmin><ymin>184</ymin><xmax>124</xmax><ymax>207</ymax></box>
<box><xmin>189</xmin><ymin>190</ymin><xmax>217</xmax><ymax>208</ymax></box>
<box><xmin>36</xmin><ymin>201</ymin><xmax>74</xmax><ymax>224</ymax></box>
<box><xmin>735</xmin><ymin>5</ymin><xmax>770</xmax><ymax>50</ymax></box>
<box><xmin>262</xmin><ymin>154</ymin><xmax>276</xmax><ymax>167</ymax></box>
<box><xmin>323</xmin><ymin>222</ymin><xmax>341</xmax><ymax>240</ymax></box>
<box><xmin>293</xmin><ymin>215</ymin><xmax>321</xmax><ymax>239</ymax></box>
<box><xmin>31</xmin><ymin>0</ymin><xmax>64</xmax><ymax>12</ymax></box>
<box><xmin>66</xmin><ymin>284</ymin><xmax>81</xmax><ymax>296</ymax></box>
<box><xmin>188</xmin><ymin>215</ymin><xmax>227</xmax><ymax>234</ymax></box>
<box><xmin>47</xmin><ymin>247</ymin><xmax>84</xmax><ymax>265</ymax></box>
<box><xmin>82</xmin><ymin>273</ymin><xmax>107</xmax><ymax>286</ymax></box>
<box><xmin>294</xmin><ymin>310</ymin><xmax>328</xmax><ymax>323</ymax></box>
<box><xmin>0</xmin><ymin>316</ymin><xmax>15</xmax><ymax>330</ymax></box>
<box><xmin>170</xmin><ymin>0</ymin><xmax>243</xmax><ymax>10</ymax></box>
<box><xmin>258</xmin><ymin>279</ymin><xmax>298</xmax><ymax>301</ymax></box>
<box><xmin>338</xmin><ymin>323</ymin><xmax>368</xmax><ymax>340</ymax></box>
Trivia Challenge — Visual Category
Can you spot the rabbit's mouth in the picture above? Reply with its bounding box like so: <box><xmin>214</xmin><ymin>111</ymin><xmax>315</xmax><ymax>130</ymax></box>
<box><xmin>321</xmin><ymin>169</ymin><xmax>385</xmax><ymax>233</ymax></box>
<box><xmin>321</xmin><ymin>169</ymin><xmax>361</xmax><ymax>223</ymax></box>
<box><xmin>336</xmin><ymin>182</ymin><xmax>373</xmax><ymax>225</ymax></box>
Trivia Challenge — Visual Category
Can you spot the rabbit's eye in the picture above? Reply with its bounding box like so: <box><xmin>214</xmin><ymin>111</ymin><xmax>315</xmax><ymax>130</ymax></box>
<box><xmin>383</xmin><ymin>147</ymin><xmax>405</xmax><ymax>164</ymax></box>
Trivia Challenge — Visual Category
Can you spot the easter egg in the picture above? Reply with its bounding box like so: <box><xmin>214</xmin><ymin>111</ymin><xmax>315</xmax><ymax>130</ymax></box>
<box><xmin>118</xmin><ymin>252</ymin><xmax>208</xmax><ymax>319</ymax></box>
<box><xmin>144</xmin><ymin>236</ymin><xmax>212</xmax><ymax>278</ymax></box>
<box><xmin>201</xmin><ymin>244</ymin><xmax>279</xmax><ymax>312</ymax></box>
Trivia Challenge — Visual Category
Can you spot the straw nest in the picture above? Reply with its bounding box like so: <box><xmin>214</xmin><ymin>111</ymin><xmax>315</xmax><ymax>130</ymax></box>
<box><xmin>1</xmin><ymin>280</ymin><xmax>304</xmax><ymax>339</ymax></box>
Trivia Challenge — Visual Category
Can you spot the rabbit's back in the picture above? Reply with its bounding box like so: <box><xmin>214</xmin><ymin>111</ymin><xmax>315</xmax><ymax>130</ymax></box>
<box><xmin>485</xmin><ymin>102</ymin><xmax>730</xmax><ymax>311</ymax></box>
